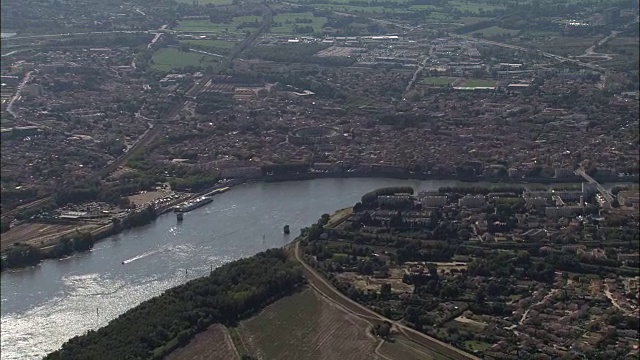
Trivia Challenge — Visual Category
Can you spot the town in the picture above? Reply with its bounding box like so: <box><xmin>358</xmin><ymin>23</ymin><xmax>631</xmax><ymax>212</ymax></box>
<box><xmin>301</xmin><ymin>185</ymin><xmax>639</xmax><ymax>359</ymax></box>
<box><xmin>0</xmin><ymin>0</ymin><xmax>638</xmax><ymax>358</ymax></box>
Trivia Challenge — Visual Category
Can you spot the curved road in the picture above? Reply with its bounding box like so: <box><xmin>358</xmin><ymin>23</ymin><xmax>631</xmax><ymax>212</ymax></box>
<box><xmin>292</xmin><ymin>241</ymin><xmax>480</xmax><ymax>360</ymax></box>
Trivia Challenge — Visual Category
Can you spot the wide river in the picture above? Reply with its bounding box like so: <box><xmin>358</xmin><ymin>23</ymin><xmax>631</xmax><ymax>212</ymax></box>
<box><xmin>0</xmin><ymin>177</ymin><xmax>627</xmax><ymax>359</ymax></box>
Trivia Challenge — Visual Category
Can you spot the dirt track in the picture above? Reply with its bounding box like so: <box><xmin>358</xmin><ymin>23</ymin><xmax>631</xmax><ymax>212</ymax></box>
<box><xmin>291</xmin><ymin>242</ymin><xmax>480</xmax><ymax>360</ymax></box>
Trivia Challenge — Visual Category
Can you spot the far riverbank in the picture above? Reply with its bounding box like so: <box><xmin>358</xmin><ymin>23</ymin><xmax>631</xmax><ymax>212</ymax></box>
<box><xmin>2</xmin><ymin>174</ymin><xmax>635</xmax><ymax>272</ymax></box>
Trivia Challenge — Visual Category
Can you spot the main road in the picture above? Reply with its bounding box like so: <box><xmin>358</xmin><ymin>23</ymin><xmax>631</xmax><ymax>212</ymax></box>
<box><xmin>574</xmin><ymin>169</ymin><xmax>614</xmax><ymax>203</ymax></box>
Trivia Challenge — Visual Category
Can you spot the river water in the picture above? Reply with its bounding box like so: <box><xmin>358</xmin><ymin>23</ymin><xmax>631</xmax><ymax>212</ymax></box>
<box><xmin>0</xmin><ymin>178</ymin><xmax>626</xmax><ymax>359</ymax></box>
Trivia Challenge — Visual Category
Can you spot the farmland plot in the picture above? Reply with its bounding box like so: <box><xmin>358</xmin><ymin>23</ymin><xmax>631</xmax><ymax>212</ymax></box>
<box><xmin>166</xmin><ymin>324</ymin><xmax>239</xmax><ymax>360</ymax></box>
<box><xmin>236</xmin><ymin>288</ymin><xmax>384</xmax><ymax>360</ymax></box>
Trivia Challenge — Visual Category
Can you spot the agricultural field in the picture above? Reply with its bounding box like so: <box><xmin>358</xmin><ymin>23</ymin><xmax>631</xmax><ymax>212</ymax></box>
<box><xmin>470</xmin><ymin>25</ymin><xmax>520</xmax><ymax>38</ymax></box>
<box><xmin>450</xmin><ymin>0</ymin><xmax>505</xmax><ymax>14</ymax></box>
<box><xmin>378</xmin><ymin>337</ymin><xmax>452</xmax><ymax>360</ymax></box>
<box><xmin>270</xmin><ymin>12</ymin><xmax>327</xmax><ymax>35</ymax></box>
<box><xmin>175</xmin><ymin>17</ymin><xmax>262</xmax><ymax>34</ymax></box>
<box><xmin>234</xmin><ymin>288</ymin><xmax>384</xmax><ymax>359</ymax></box>
<box><xmin>421</xmin><ymin>77</ymin><xmax>457</xmax><ymax>86</ymax></box>
<box><xmin>151</xmin><ymin>47</ymin><xmax>220</xmax><ymax>71</ymax></box>
<box><xmin>165</xmin><ymin>324</ymin><xmax>238</xmax><ymax>360</ymax></box>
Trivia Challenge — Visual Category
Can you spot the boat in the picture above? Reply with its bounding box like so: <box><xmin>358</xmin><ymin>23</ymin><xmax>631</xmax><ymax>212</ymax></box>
<box><xmin>176</xmin><ymin>212</ymin><xmax>184</xmax><ymax>221</ymax></box>
<box><xmin>283</xmin><ymin>225</ymin><xmax>290</xmax><ymax>234</ymax></box>
<box><xmin>206</xmin><ymin>187</ymin><xmax>231</xmax><ymax>196</ymax></box>
<box><xmin>174</xmin><ymin>196</ymin><xmax>213</xmax><ymax>213</ymax></box>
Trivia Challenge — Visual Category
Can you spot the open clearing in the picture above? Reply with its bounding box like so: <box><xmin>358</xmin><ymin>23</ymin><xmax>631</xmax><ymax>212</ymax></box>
<box><xmin>235</xmin><ymin>287</ymin><xmax>384</xmax><ymax>359</ymax></box>
<box><xmin>166</xmin><ymin>324</ymin><xmax>238</xmax><ymax>360</ymax></box>
<box><xmin>459</xmin><ymin>78</ymin><xmax>496</xmax><ymax>87</ymax></box>
<box><xmin>151</xmin><ymin>48</ymin><xmax>220</xmax><ymax>71</ymax></box>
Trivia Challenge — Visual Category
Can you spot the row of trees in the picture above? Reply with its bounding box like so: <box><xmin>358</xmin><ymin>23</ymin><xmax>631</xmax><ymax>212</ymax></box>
<box><xmin>46</xmin><ymin>249</ymin><xmax>305</xmax><ymax>359</ymax></box>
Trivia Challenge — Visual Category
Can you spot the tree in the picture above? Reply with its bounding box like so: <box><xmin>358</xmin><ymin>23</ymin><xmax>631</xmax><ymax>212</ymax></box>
<box><xmin>390</xmin><ymin>211</ymin><xmax>403</xmax><ymax>228</ymax></box>
<box><xmin>378</xmin><ymin>321</ymin><xmax>391</xmax><ymax>338</ymax></box>
<box><xmin>380</xmin><ymin>283</ymin><xmax>392</xmax><ymax>297</ymax></box>
<box><xmin>475</xmin><ymin>288</ymin><xmax>486</xmax><ymax>304</ymax></box>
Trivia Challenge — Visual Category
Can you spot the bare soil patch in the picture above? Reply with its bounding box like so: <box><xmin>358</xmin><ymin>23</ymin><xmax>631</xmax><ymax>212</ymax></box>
<box><xmin>165</xmin><ymin>324</ymin><xmax>238</xmax><ymax>360</ymax></box>
<box><xmin>336</xmin><ymin>270</ymin><xmax>414</xmax><ymax>294</ymax></box>
<box><xmin>237</xmin><ymin>287</ymin><xmax>383</xmax><ymax>360</ymax></box>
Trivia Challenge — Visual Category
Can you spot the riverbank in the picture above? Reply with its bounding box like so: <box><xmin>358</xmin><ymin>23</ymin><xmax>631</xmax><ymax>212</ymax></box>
<box><xmin>2</xmin><ymin>173</ymin><xmax>634</xmax><ymax>272</ymax></box>
<box><xmin>1</xmin><ymin>177</ymin><xmax>636</xmax><ymax>359</ymax></box>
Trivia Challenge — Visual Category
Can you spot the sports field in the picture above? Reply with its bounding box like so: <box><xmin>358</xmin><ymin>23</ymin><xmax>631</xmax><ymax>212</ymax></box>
<box><xmin>151</xmin><ymin>47</ymin><xmax>220</xmax><ymax>71</ymax></box>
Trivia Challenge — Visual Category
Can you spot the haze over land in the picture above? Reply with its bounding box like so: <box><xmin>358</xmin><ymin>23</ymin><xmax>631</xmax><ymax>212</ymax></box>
<box><xmin>0</xmin><ymin>0</ymin><xmax>639</xmax><ymax>358</ymax></box>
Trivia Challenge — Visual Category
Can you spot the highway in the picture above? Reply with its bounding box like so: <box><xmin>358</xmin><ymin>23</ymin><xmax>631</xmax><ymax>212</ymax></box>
<box><xmin>5</xmin><ymin>71</ymin><xmax>34</xmax><ymax>118</ymax></box>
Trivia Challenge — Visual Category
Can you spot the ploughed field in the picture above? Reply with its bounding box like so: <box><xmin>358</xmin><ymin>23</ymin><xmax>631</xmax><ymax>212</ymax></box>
<box><xmin>165</xmin><ymin>324</ymin><xmax>238</xmax><ymax>360</ymax></box>
<box><xmin>235</xmin><ymin>287</ymin><xmax>383</xmax><ymax>360</ymax></box>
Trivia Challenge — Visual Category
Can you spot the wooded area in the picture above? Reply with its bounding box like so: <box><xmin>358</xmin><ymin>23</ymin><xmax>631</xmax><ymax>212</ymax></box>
<box><xmin>44</xmin><ymin>249</ymin><xmax>305</xmax><ymax>360</ymax></box>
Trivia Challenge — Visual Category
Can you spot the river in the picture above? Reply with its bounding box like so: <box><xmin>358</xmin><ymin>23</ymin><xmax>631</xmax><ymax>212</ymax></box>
<box><xmin>0</xmin><ymin>178</ymin><xmax>628</xmax><ymax>359</ymax></box>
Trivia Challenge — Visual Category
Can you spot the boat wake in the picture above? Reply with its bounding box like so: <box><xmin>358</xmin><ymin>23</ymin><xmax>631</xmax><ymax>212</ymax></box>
<box><xmin>122</xmin><ymin>248</ymin><xmax>164</xmax><ymax>264</ymax></box>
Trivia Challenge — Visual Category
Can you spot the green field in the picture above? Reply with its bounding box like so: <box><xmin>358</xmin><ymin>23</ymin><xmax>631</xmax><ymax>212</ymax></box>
<box><xmin>450</xmin><ymin>0</ymin><xmax>505</xmax><ymax>14</ymax></box>
<box><xmin>463</xmin><ymin>340</ymin><xmax>491</xmax><ymax>352</ymax></box>
<box><xmin>270</xmin><ymin>12</ymin><xmax>327</xmax><ymax>34</ymax></box>
<box><xmin>471</xmin><ymin>25</ymin><xmax>520</xmax><ymax>37</ymax></box>
<box><xmin>151</xmin><ymin>47</ymin><xmax>220</xmax><ymax>71</ymax></box>
<box><xmin>421</xmin><ymin>77</ymin><xmax>457</xmax><ymax>86</ymax></box>
<box><xmin>459</xmin><ymin>79</ymin><xmax>496</xmax><ymax>87</ymax></box>
<box><xmin>175</xmin><ymin>16</ymin><xmax>261</xmax><ymax>34</ymax></box>
<box><xmin>180</xmin><ymin>39</ymin><xmax>238</xmax><ymax>48</ymax></box>
<box><xmin>178</xmin><ymin>39</ymin><xmax>238</xmax><ymax>54</ymax></box>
